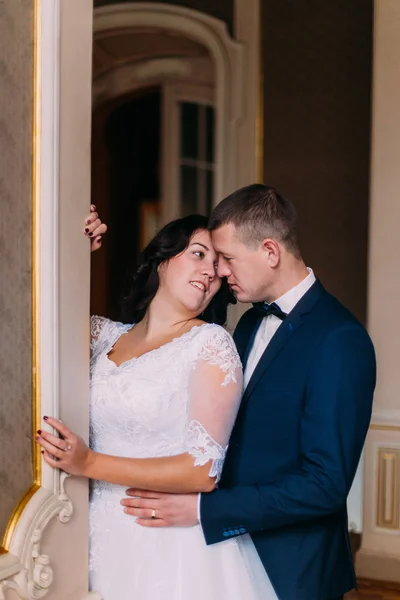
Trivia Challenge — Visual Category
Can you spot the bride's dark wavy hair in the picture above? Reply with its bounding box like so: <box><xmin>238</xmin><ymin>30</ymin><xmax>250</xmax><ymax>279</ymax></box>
<box><xmin>121</xmin><ymin>214</ymin><xmax>236</xmax><ymax>325</ymax></box>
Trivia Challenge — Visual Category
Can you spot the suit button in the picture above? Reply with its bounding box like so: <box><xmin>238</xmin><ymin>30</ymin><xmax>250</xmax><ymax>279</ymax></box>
<box><xmin>234</xmin><ymin>529</ymin><xmax>240</xmax><ymax>535</ymax></box>
<box><xmin>223</xmin><ymin>531</ymin><xmax>230</xmax><ymax>537</ymax></box>
<box><xmin>239</xmin><ymin>528</ymin><xmax>246</xmax><ymax>534</ymax></box>
<box><xmin>228</xmin><ymin>530</ymin><xmax>235</xmax><ymax>536</ymax></box>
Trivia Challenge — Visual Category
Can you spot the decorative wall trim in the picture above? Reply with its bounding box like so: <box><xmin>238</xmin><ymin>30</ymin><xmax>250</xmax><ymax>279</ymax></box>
<box><xmin>371</xmin><ymin>409</ymin><xmax>400</xmax><ymax>431</ymax></box>
<box><xmin>0</xmin><ymin>476</ymin><xmax>73</xmax><ymax>600</ymax></box>
<box><xmin>135</xmin><ymin>57</ymin><xmax>192</xmax><ymax>80</ymax></box>
<box><xmin>370</xmin><ymin>424</ymin><xmax>400</xmax><ymax>432</ymax></box>
<box><xmin>93</xmin><ymin>56</ymin><xmax>213</xmax><ymax>108</ymax></box>
<box><xmin>370</xmin><ymin>442</ymin><xmax>400</xmax><ymax>536</ymax></box>
<box><xmin>376</xmin><ymin>447</ymin><xmax>400</xmax><ymax>529</ymax></box>
<box><xmin>0</xmin><ymin>0</ymin><xmax>75</xmax><ymax>597</ymax></box>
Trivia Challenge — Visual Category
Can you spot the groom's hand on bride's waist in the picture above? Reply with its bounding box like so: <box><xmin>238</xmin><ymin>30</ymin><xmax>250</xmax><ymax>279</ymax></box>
<box><xmin>121</xmin><ymin>489</ymin><xmax>199</xmax><ymax>527</ymax></box>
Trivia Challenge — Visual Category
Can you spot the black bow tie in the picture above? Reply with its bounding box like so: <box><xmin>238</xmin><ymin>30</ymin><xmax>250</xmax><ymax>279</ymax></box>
<box><xmin>252</xmin><ymin>302</ymin><xmax>287</xmax><ymax>321</ymax></box>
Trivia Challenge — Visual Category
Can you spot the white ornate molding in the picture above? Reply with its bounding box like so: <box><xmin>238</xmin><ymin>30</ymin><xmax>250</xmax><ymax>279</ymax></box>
<box><xmin>0</xmin><ymin>476</ymin><xmax>73</xmax><ymax>600</ymax></box>
<box><xmin>93</xmin><ymin>55</ymin><xmax>213</xmax><ymax>108</ymax></box>
<box><xmin>368</xmin><ymin>441</ymin><xmax>400</xmax><ymax>537</ymax></box>
<box><xmin>375</xmin><ymin>446</ymin><xmax>400</xmax><ymax>531</ymax></box>
<box><xmin>135</xmin><ymin>57</ymin><xmax>192</xmax><ymax>80</ymax></box>
<box><xmin>0</xmin><ymin>0</ymin><xmax>75</xmax><ymax>598</ymax></box>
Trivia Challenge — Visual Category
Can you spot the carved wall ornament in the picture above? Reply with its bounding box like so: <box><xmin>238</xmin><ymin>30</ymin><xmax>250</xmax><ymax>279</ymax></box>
<box><xmin>0</xmin><ymin>474</ymin><xmax>73</xmax><ymax>599</ymax></box>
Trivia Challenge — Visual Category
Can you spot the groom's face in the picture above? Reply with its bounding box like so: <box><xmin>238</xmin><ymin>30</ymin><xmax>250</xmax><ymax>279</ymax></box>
<box><xmin>211</xmin><ymin>224</ymin><xmax>273</xmax><ymax>303</ymax></box>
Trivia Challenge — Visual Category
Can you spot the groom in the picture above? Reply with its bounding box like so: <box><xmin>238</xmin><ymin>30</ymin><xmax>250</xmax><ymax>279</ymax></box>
<box><xmin>122</xmin><ymin>184</ymin><xmax>376</xmax><ymax>600</ymax></box>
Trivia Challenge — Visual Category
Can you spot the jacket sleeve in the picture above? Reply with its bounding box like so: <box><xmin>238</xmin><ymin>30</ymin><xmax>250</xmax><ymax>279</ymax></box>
<box><xmin>200</xmin><ymin>324</ymin><xmax>376</xmax><ymax>544</ymax></box>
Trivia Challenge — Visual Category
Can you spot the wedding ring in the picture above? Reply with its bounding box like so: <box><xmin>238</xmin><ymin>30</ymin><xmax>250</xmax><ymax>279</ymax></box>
<box><xmin>151</xmin><ymin>509</ymin><xmax>156</xmax><ymax>519</ymax></box>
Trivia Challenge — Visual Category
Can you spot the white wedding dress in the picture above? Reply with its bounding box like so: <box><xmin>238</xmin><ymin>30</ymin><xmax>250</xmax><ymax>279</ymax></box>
<box><xmin>88</xmin><ymin>316</ymin><xmax>277</xmax><ymax>600</ymax></box>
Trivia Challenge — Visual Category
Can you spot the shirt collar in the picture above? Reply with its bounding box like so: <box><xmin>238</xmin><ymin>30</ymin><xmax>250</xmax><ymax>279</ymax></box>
<box><xmin>273</xmin><ymin>268</ymin><xmax>316</xmax><ymax>315</ymax></box>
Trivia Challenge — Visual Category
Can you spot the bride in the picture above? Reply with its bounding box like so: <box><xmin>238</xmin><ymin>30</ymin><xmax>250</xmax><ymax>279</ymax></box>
<box><xmin>35</xmin><ymin>209</ymin><xmax>276</xmax><ymax>599</ymax></box>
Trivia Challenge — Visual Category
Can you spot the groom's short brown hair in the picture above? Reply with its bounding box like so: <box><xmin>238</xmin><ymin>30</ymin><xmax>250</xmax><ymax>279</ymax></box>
<box><xmin>208</xmin><ymin>184</ymin><xmax>301</xmax><ymax>256</ymax></box>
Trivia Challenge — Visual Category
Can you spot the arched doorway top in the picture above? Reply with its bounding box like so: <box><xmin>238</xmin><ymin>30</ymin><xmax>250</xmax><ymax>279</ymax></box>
<box><xmin>93</xmin><ymin>4</ymin><xmax>244</xmax><ymax>205</ymax></box>
<box><xmin>93</xmin><ymin>2</ymin><xmax>240</xmax><ymax>65</ymax></box>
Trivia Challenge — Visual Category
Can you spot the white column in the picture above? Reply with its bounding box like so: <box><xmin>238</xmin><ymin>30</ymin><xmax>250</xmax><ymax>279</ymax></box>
<box><xmin>356</xmin><ymin>0</ymin><xmax>400</xmax><ymax>583</ymax></box>
<box><xmin>43</xmin><ymin>0</ymin><xmax>94</xmax><ymax>597</ymax></box>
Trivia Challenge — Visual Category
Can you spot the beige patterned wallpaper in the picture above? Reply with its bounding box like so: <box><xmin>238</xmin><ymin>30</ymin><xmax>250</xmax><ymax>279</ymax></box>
<box><xmin>0</xmin><ymin>0</ymin><xmax>34</xmax><ymax>543</ymax></box>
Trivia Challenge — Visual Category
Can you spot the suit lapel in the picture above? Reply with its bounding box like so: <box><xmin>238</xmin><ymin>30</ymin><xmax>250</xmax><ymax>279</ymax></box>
<box><xmin>233</xmin><ymin>309</ymin><xmax>261</xmax><ymax>366</ymax></box>
<box><xmin>242</xmin><ymin>313</ymin><xmax>303</xmax><ymax>404</ymax></box>
<box><xmin>240</xmin><ymin>280</ymin><xmax>326</xmax><ymax>406</ymax></box>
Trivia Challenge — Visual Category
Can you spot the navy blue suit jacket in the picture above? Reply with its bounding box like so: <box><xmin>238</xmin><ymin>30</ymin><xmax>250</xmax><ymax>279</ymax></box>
<box><xmin>201</xmin><ymin>280</ymin><xmax>376</xmax><ymax>600</ymax></box>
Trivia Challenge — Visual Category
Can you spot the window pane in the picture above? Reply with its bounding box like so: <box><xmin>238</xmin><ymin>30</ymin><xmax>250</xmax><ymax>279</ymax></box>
<box><xmin>181</xmin><ymin>165</ymin><xmax>198</xmax><ymax>216</ymax></box>
<box><xmin>206</xmin><ymin>169</ymin><xmax>213</xmax><ymax>216</ymax></box>
<box><xmin>181</xmin><ymin>102</ymin><xmax>198</xmax><ymax>159</ymax></box>
<box><xmin>206</xmin><ymin>106</ymin><xmax>214</xmax><ymax>163</ymax></box>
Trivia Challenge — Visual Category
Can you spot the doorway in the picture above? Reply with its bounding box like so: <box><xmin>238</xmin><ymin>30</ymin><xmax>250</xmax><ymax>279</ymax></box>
<box><xmin>91</xmin><ymin>89</ymin><xmax>161</xmax><ymax>319</ymax></box>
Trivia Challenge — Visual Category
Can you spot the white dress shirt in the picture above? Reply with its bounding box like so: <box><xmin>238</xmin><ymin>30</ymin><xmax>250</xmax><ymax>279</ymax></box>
<box><xmin>244</xmin><ymin>268</ymin><xmax>316</xmax><ymax>388</ymax></box>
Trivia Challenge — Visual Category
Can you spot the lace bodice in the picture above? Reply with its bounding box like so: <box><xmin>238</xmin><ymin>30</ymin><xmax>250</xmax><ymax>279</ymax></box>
<box><xmin>88</xmin><ymin>318</ymin><xmax>279</xmax><ymax>598</ymax></box>
<box><xmin>89</xmin><ymin>316</ymin><xmax>243</xmax><ymax>482</ymax></box>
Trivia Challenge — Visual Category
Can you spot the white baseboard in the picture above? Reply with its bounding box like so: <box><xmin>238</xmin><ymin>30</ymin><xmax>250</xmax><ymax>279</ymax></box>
<box><xmin>356</xmin><ymin>548</ymin><xmax>400</xmax><ymax>583</ymax></box>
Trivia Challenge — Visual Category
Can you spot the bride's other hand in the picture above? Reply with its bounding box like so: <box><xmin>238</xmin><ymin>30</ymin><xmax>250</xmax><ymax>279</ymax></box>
<box><xmin>121</xmin><ymin>488</ymin><xmax>199</xmax><ymax>527</ymax></box>
<box><xmin>83</xmin><ymin>204</ymin><xmax>107</xmax><ymax>252</ymax></box>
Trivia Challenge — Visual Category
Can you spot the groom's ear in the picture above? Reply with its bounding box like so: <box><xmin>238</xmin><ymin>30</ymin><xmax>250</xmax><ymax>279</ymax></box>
<box><xmin>261</xmin><ymin>238</ymin><xmax>280</xmax><ymax>268</ymax></box>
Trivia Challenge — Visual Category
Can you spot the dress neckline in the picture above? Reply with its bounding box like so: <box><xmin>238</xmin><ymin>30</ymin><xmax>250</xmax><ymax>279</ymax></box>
<box><xmin>105</xmin><ymin>322</ymin><xmax>213</xmax><ymax>369</ymax></box>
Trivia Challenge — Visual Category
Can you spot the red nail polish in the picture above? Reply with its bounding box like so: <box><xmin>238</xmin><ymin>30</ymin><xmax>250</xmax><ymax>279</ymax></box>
<box><xmin>41</xmin><ymin>450</ymin><xmax>44</xmax><ymax>454</ymax></box>
<box><xmin>89</xmin><ymin>232</ymin><xmax>93</xmax><ymax>237</ymax></box>
<box><xmin>35</xmin><ymin>436</ymin><xmax>40</xmax><ymax>441</ymax></box>
<box><xmin>85</xmin><ymin>228</ymin><xmax>89</xmax><ymax>233</ymax></box>
<box><xmin>43</xmin><ymin>416</ymin><xmax>48</xmax><ymax>420</ymax></box>
<box><xmin>37</xmin><ymin>429</ymin><xmax>42</xmax><ymax>435</ymax></box>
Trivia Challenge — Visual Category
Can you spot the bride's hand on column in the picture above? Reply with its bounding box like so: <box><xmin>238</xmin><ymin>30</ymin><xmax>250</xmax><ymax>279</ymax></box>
<box><xmin>36</xmin><ymin>416</ymin><xmax>96</xmax><ymax>477</ymax></box>
<box><xmin>83</xmin><ymin>204</ymin><xmax>108</xmax><ymax>252</ymax></box>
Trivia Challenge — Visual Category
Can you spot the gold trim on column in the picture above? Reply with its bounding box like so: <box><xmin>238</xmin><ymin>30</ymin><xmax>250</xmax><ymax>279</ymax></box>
<box><xmin>256</xmin><ymin>0</ymin><xmax>264</xmax><ymax>183</ymax></box>
<box><xmin>1</xmin><ymin>0</ymin><xmax>42</xmax><ymax>554</ymax></box>
<box><xmin>376</xmin><ymin>448</ymin><xmax>400</xmax><ymax>530</ymax></box>
<box><xmin>32</xmin><ymin>0</ymin><xmax>42</xmax><ymax>491</ymax></box>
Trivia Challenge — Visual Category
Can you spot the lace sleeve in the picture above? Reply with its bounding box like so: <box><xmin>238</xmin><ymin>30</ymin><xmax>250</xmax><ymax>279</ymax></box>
<box><xmin>185</xmin><ymin>327</ymin><xmax>243</xmax><ymax>482</ymax></box>
<box><xmin>90</xmin><ymin>315</ymin><xmax>110</xmax><ymax>353</ymax></box>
